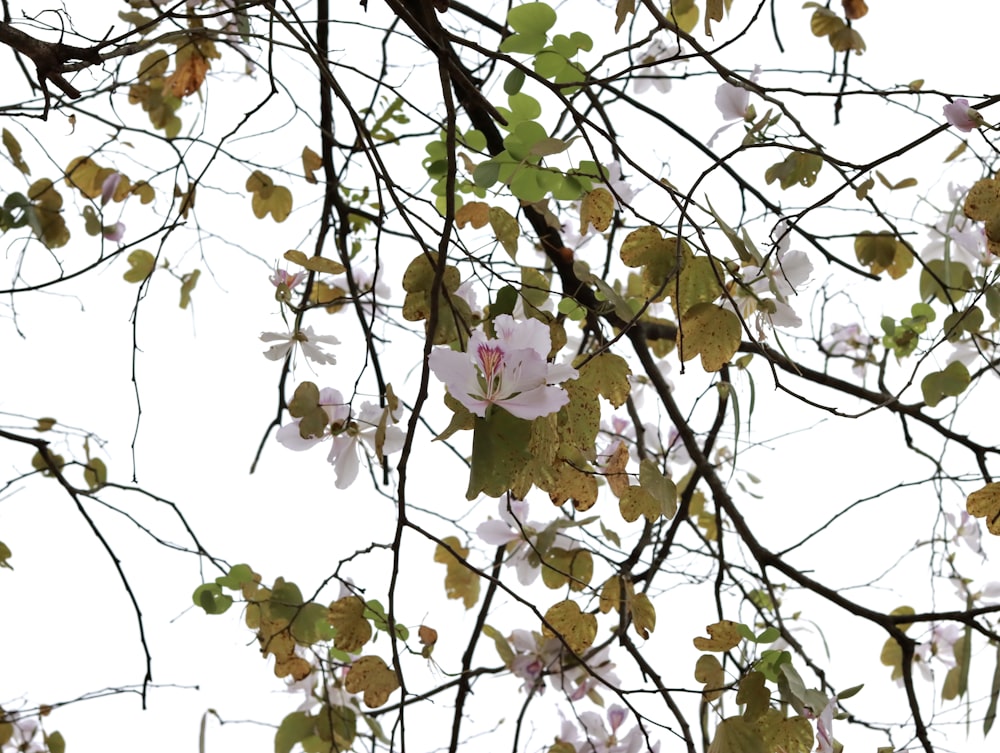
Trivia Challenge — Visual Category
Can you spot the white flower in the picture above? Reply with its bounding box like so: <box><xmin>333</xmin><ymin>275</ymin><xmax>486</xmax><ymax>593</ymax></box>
<box><xmin>727</xmin><ymin>221</ymin><xmax>812</xmax><ymax>337</ymax></box>
<box><xmin>269</xmin><ymin>265</ymin><xmax>307</xmax><ymax>290</ymax></box>
<box><xmin>276</xmin><ymin>388</ymin><xmax>405</xmax><ymax>489</ymax></box>
<box><xmin>632</xmin><ymin>39</ymin><xmax>679</xmax><ymax>94</ymax></box>
<box><xmin>477</xmin><ymin>498</ymin><xmax>572</xmax><ymax>585</ymax></box>
<box><xmin>260</xmin><ymin>325</ymin><xmax>339</xmax><ymax>365</ymax></box>
<box><xmin>429</xmin><ymin>315</ymin><xmax>577</xmax><ymax>420</ymax></box>
<box><xmin>707</xmin><ymin>65</ymin><xmax>761</xmax><ymax>147</ymax></box>
<box><xmin>824</xmin><ymin>323</ymin><xmax>875</xmax><ymax>376</ymax></box>
<box><xmin>944</xmin><ymin>510</ymin><xmax>982</xmax><ymax>554</ymax></box>
<box><xmin>101</xmin><ymin>172</ymin><xmax>122</xmax><ymax>206</ymax></box>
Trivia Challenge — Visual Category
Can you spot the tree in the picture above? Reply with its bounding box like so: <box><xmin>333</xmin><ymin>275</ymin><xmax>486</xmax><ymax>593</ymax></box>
<box><xmin>2</xmin><ymin>1</ymin><xmax>1000</xmax><ymax>752</ymax></box>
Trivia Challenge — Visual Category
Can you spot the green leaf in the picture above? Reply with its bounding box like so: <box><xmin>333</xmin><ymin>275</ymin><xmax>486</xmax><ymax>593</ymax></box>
<box><xmin>503</xmin><ymin>69</ymin><xmax>525</xmax><ymax>95</ymax></box>
<box><xmin>919</xmin><ymin>258</ymin><xmax>973</xmax><ymax>304</ymax></box>
<box><xmin>0</xmin><ymin>541</ymin><xmax>12</xmax><ymax>569</ymax></box>
<box><xmin>193</xmin><ymin>583</ymin><xmax>234</xmax><ymax>615</ymax></box>
<box><xmin>764</xmin><ymin>152</ymin><xmax>823</xmax><ymax>190</ymax></box>
<box><xmin>920</xmin><ymin>361</ymin><xmax>970</xmax><ymax>407</ymax></box>
<box><xmin>467</xmin><ymin>410</ymin><xmax>534</xmax><ymax>499</ymax></box>
<box><xmin>44</xmin><ymin>731</ymin><xmax>65</xmax><ymax>753</ymax></box>
<box><xmin>275</xmin><ymin>712</ymin><xmax>315</xmax><ymax>753</ymax></box>
<box><xmin>984</xmin><ymin>642</ymin><xmax>1000</xmax><ymax>736</ymax></box>
<box><xmin>837</xmin><ymin>683</ymin><xmax>864</xmax><ymax>700</ymax></box>
<box><xmin>507</xmin><ymin>2</ymin><xmax>557</xmax><ymax>35</ymax></box>
<box><xmin>639</xmin><ymin>458</ymin><xmax>677</xmax><ymax>518</ymax></box>
<box><xmin>483</xmin><ymin>624</ymin><xmax>516</xmax><ymax>665</ymax></box>
<box><xmin>216</xmin><ymin>563</ymin><xmax>257</xmax><ymax>590</ymax></box>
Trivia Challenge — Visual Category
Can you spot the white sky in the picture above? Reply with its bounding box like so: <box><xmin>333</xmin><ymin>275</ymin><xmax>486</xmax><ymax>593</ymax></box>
<box><xmin>3</xmin><ymin>2</ymin><xmax>1000</xmax><ymax>753</ymax></box>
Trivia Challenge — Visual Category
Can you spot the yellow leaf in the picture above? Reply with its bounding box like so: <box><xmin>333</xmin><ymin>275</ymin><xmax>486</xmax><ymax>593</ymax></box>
<box><xmin>736</xmin><ymin>671</ymin><xmax>770</xmax><ymax>721</ymax></box>
<box><xmin>344</xmin><ymin>655</ymin><xmax>400</xmax><ymax>708</ymax></box>
<box><xmin>854</xmin><ymin>232</ymin><xmax>913</xmax><ymax>279</ymax></box>
<box><xmin>880</xmin><ymin>637</ymin><xmax>904</xmax><ymax>681</ymax></box>
<box><xmin>418</xmin><ymin>624</ymin><xmax>438</xmax><ymax>658</ymax></box>
<box><xmin>283</xmin><ymin>249</ymin><xmax>345</xmax><ymax>274</ymax></box>
<box><xmin>603</xmin><ymin>441</ymin><xmax>631</xmax><ymax>497</ymax></box>
<box><xmin>123</xmin><ymin>250</ymin><xmax>155</xmax><ymax>283</ymax></box>
<box><xmin>708</xmin><ymin>716</ymin><xmax>766</xmax><ymax>753</ymax></box>
<box><xmin>35</xmin><ymin>417</ymin><xmax>57</xmax><ymax>432</ymax></box>
<box><xmin>679</xmin><ymin>303</ymin><xmax>741</xmax><ymax>372</ymax></box>
<box><xmin>944</xmin><ymin>141</ymin><xmax>967</xmax><ymax>163</ymax></box>
<box><xmin>693</xmin><ymin>620</ymin><xmax>742</xmax><ymax>652</ymax></box>
<box><xmin>964</xmin><ymin>176</ymin><xmax>1000</xmax><ymax>255</ymax></box>
<box><xmin>695</xmin><ymin>654</ymin><xmax>725</xmax><ymax>701</ymax></box>
<box><xmin>841</xmin><ymin>0</ymin><xmax>868</xmax><ymax>20</ymax></box>
<box><xmin>434</xmin><ymin>536</ymin><xmax>480</xmax><ymax>609</ymax></box>
<box><xmin>754</xmin><ymin>709</ymin><xmax>813</xmax><ymax>753</ymax></box>
<box><xmin>456</xmin><ymin>201</ymin><xmax>490</xmax><ymax>229</ymax></box>
<box><xmin>808</xmin><ymin>6</ymin><xmax>845</xmax><ymax>37</ymax></box>
<box><xmin>27</xmin><ymin>179</ymin><xmax>69</xmax><ymax>249</ymax></box>
<box><xmin>599</xmin><ymin>576</ymin><xmax>621</xmax><ymax>614</ymax></box>
<box><xmin>631</xmin><ymin>591</ymin><xmax>656</xmax><ymax>639</ymax></box>
<box><xmin>614</xmin><ymin>0</ymin><xmax>635</xmax><ymax>33</ymax></box>
<box><xmin>619</xmin><ymin>484</ymin><xmax>660</xmax><ymax>523</ymax></box>
<box><xmin>489</xmin><ymin>206</ymin><xmax>520</xmax><ymax>260</ymax></box>
<box><xmin>247</xmin><ymin>170</ymin><xmax>294</xmax><ymax>222</ymax></box>
<box><xmin>667</xmin><ymin>0</ymin><xmax>699</xmax><ymax>33</ymax></box>
<box><xmin>704</xmin><ymin>0</ymin><xmax>733</xmax><ymax>37</ymax></box>
<box><xmin>580</xmin><ymin>188</ymin><xmax>613</xmax><ymax>233</ymax></box>
<box><xmin>967</xmin><ymin>482</ymin><xmax>1000</xmax><ymax>535</ymax></box>
<box><xmin>3</xmin><ymin>128</ymin><xmax>29</xmax><ymax>174</ymax></box>
<box><xmin>542</xmin><ymin>599</ymin><xmax>597</xmax><ymax>655</ymax></box>
<box><xmin>326</xmin><ymin>597</ymin><xmax>373</xmax><ymax>653</ymax></box>
<box><xmin>545</xmin><ymin>459</ymin><xmax>598</xmax><ymax>512</ymax></box>
<box><xmin>180</xmin><ymin>268</ymin><xmax>200</xmax><ymax>309</ymax></box>
<box><xmin>166</xmin><ymin>49</ymin><xmax>210</xmax><ymax>97</ymax></box>
<box><xmin>302</xmin><ymin>146</ymin><xmax>322</xmax><ymax>183</ymax></box>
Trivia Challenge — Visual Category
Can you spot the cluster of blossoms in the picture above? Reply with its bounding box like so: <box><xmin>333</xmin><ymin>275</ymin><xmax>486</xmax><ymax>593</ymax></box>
<box><xmin>632</xmin><ymin>38</ymin><xmax>681</xmax><ymax>95</ymax></box>
<box><xmin>822</xmin><ymin>323</ymin><xmax>876</xmax><ymax>377</ymax></box>
<box><xmin>506</xmin><ymin>628</ymin><xmax>619</xmax><ymax>699</ymax></box>
<box><xmin>477</xmin><ymin>498</ymin><xmax>574</xmax><ymax>585</ymax></box>
<box><xmin>0</xmin><ymin>714</ymin><xmax>48</xmax><ymax>753</ymax></box>
<box><xmin>429</xmin><ymin>314</ymin><xmax>577</xmax><ymax>421</ymax></box>
<box><xmin>727</xmin><ymin>221</ymin><xmax>813</xmax><ymax>337</ymax></box>
<box><xmin>553</xmin><ymin>705</ymin><xmax>658</xmax><ymax>753</ymax></box>
<box><xmin>276</xmin><ymin>387</ymin><xmax>404</xmax><ymax>489</ymax></box>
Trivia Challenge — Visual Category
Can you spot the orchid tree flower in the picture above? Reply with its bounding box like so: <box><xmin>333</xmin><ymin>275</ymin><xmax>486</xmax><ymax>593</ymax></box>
<box><xmin>727</xmin><ymin>221</ymin><xmax>813</xmax><ymax>337</ymax></box>
<box><xmin>476</xmin><ymin>498</ymin><xmax>573</xmax><ymax>585</ymax></box>
<box><xmin>101</xmin><ymin>172</ymin><xmax>122</xmax><ymax>206</ymax></box>
<box><xmin>102</xmin><ymin>221</ymin><xmax>126</xmax><ymax>242</ymax></box>
<box><xmin>823</xmin><ymin>323</ymin><xmax>875</xmax><ymax>377</ymax></box>
<box><xmin>269</xmin><ymin>265</ymin><xmax>307</xmax><ymax>291</ymax></box>
<box><xmin>707</xmin><ymin>65</ymin><xmax>761</xmax><ymax>147</ymax></box>
<box><xmin>260</xmin><ymin>325</ymin><xmax>339</xmax><ymax>364</ymax></box>
<box><xmin>632</xmin><ymin>39</ymin><xmax>680</xmax><ymax>94</ymax></box>
<box><xmin>556</xmin><ymin>705</ymin><xmax>654</xmax><ymax>753</ymax></box>
<box><xmin>943</xmin><ymin>98</ymin><xmax>986</xmax><ymax>132</ymax></box>
<box><xmin>276</xmin><ymin>387</ymin><xmax>405</xmax><ymax>489</ymax></box>
<box><xmin>429</xmin><ymin>314</ymin><xmax>577</xmax><ymax>420</ymax></box>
